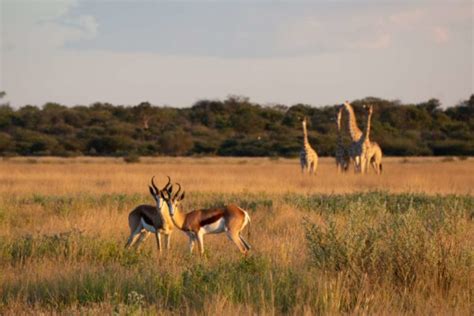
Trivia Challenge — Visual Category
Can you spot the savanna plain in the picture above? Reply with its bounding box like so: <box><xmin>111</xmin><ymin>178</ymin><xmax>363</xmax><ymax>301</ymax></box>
<box><xmin>0</xmin><ymin>157</ymin><xmax>473</xmax><ymax>315</ymax></box>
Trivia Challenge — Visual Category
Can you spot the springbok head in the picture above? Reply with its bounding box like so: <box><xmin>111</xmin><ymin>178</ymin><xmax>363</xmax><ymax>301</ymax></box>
<box><xmin>160</xmin><ymin>181</ymin><xmax>185</xmax><ymax>216</ymax></box>
<box><xmin>148</xmin><ymin>175</ymin><xmax>172</xmax><ymax>209</ymax></box>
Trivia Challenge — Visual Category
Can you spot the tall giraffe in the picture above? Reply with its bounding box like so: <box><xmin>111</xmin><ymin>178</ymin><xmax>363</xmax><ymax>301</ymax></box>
<box><xmin>362</xmin><ymin>105</ymin><xmax>383</xmax><ymax>174</ymax></box>
<box><xmin>342</xmin><ymin>101</ymin><xmax>364</xmax><ymax>173</ymax></box>
<box><xmin>300</xmin><ymin>117</ymin><xmax>318</xmax><ymax>174</ymax></box>
<box><xmin>335</xmin><ymin>106</ymin><xmax>350</xmax><ymax>173</ymax></box>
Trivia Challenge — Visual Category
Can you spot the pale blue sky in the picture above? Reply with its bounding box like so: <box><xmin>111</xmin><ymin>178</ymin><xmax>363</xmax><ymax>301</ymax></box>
<box><xmin>1</xmin><ymin>0</ymin><xmax>472</xmax><ymax>107</ymax></box>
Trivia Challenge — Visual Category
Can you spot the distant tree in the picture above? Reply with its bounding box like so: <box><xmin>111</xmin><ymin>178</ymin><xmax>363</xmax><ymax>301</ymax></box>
<box><xmin>158</xmin><ymin>130</ymin><xmax>193</xmax><ymax>156</ymax></box>
<box><xmin>0</xmin><ymin>94</ymin><xmax>472</xmax><ymax>157</ymax></box>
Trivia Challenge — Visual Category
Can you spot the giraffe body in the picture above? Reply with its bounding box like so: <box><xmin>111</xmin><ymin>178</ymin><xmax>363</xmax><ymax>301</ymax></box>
<box><xmin>366</xmin><ymin>141</ymin><xmax>383</xmax><ymax>174</ymax></box>
<box><xmin>335</xmin><ymin>106</ymin><xmax>350</xmax><ymax>173</ymax></box>
<box><xmin>300</xmin><ymin>117</ymin><xmax>318</xmax><ymax>174</ymax></box>
<box><xmin>342</xmin><ymin>101</ymin><xmax>365</xmax><ymax>173</ymax></box>
<box><xmin>361</xmin><ymin>104</ymin><xmax>383</xmax><ymax>174</ymax></box>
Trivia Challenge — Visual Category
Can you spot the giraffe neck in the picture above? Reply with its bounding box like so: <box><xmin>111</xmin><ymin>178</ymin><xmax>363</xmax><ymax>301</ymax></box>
<box><xmin>337</xmin><ymin>108</ymin><xmax>344</xmax><ymax>143</ymax></box>
<box><xmin>302</xmin><ymin>121</ymin><xmax>311</xmax><ymax>148</ymax></box>
<box><xmin>343</xmin><ymin>102</ymin><xmax>363</xmax><ymax>141</ymax></box>
<box><xmin>364</xmin><ymin>110</ymin><xmax>372</xmax><ymax>144</ymax></box>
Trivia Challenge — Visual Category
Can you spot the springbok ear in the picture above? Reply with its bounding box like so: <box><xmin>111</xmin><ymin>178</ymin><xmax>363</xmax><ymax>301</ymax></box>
<box><xmin>179</xmin><ymin>191</ymin><xmax>185</xmax><ymax>201</ymax></box>
<box><xmin>168</xmin><ymin>184</ymin><xmax>174</xmax><ymax>195</ymax></box>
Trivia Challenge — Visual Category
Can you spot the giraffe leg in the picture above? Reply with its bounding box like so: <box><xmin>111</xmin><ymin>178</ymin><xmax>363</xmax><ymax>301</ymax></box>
<box><xmin>354</xmin><ymin>156</ymin><xmax>361</xmax><ymax>173</ymax></box>
<box><xmin>362</xmin><ymin>156</ymin><xmax>369</xmax><ymax>174</ymax></box>
<box><xmin>300</xmin><ymin>160</ymin><xmax>306</xmax><ymax>174</ymax></box>
<box><xmin>370</xmin><ymin>158</ymin><xmax>377</xmax><ymax>174</ymax></box>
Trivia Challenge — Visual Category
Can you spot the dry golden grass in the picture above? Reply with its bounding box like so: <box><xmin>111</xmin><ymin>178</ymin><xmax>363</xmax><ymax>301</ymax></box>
<box><xmin>0</xmin><ymin>156</ymin><xmax>472</xmax><ymax>315</ymax></box>
<box><xmin>0</xmin><ymin>156</ymin><xmax>473</xmax><ymax>195</ymax></box>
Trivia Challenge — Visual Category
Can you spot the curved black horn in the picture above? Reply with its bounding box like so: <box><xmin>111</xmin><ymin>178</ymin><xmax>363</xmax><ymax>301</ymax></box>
<box><xmin>162</xmin><ymin>176</ymin><xmax>171</xmax><ymax>191</ymax></box>
<box><xmin>160</xmin><ymin>187</ymin><xmax>171</xmax><ymax>200</ymax></box>
<box><xmin>151</xmin><ymin>176</ymin><xmax>159</xmax><ymax>194</ymax></box>
<box><xmin>173</xmin><ymin>183</ymin><xmax>181</xmax><ymax>200</ymax></box>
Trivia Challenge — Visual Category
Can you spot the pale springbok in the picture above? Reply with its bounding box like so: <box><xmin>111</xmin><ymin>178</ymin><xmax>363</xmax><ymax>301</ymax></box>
<box><xmin>160</xmin><ymin>183</ymin><xmax>251</xmax><ymax>256</ymax></box>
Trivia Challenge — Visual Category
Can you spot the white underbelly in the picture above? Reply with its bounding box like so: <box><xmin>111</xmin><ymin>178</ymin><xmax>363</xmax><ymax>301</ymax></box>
<box><xmin>202</xmin><ymin>218</ymin><xmax>226</xmax><ymax>234</ymax></box>
<box><xmin>141</xmin><ymin>218</ymin><xmax>157</xmax><ymax>233</ymax></box>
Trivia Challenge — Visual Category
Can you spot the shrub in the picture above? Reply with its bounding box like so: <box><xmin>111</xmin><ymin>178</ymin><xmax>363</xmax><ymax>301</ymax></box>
<box><xmin>123</xmin><ymin>154</ymin><xmax>141</xmax><ymax>163</ymax></box>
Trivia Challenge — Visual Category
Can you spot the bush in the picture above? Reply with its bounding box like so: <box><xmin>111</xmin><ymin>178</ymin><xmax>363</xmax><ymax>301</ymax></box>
<box><xmin>123</xmin><ymin>154</ymin><xmax>141</xmax><ymax>163</ymax></box>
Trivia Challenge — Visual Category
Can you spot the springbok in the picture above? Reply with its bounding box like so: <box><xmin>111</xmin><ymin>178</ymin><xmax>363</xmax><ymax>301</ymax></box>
<box><xmin>124</xmin><ymin>176</ymin><xmax>175</xmax><ymax>252</ymax></box>
<box><xmin>160</xmin><ymin>182</ymin><xmax>251</xmax><ymax>256</ymax></box>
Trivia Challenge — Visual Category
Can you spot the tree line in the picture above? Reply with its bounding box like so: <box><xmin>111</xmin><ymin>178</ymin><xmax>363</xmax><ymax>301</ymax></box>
<box><xmin>0</xmin><ymin>92</ymin><xmax>473</xmax><ymax>157</ymax></box>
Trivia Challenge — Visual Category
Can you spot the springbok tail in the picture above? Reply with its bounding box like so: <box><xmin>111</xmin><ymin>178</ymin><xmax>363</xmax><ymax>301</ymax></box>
<box><xmin>243</xmin><ymin>210</ymin><xmax>251</xmax><ymax>241</ymax></box>
<box><xmin>239</xmin><ymin>208</ymin><xmax>251</xmax><ymax>250</ymax></box>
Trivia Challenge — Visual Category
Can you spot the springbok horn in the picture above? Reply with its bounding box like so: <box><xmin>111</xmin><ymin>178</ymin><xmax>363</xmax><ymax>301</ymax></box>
<box><xmin>173</xmin><ymin>183</ymin><xmax>181</xmax><ymax>200</ymax></box>
<box><xmin>162</xmin><ymin>176</ymin><xmax>171</xmax><ymax>191</ymax></box>
<box><xmin>151</xmin><ymin>176</ymin><xmax>159</xmax><ymax>194</ymax></box>
<box><xmin>161</xmin><ymin>187</ymin><xmax>171</xmax><ymax>200</ymax></box>
<box><xmin>149</xmin><ymin>185</ymin><xmax>156</xmax><ymax>196</ymax></box>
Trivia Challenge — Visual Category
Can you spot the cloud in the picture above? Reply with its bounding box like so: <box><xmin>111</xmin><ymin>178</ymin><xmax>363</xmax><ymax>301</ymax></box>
<box><xmin>432</xmin><ymin>26</ymin><xmax>449</xmax><ymax>44</ymax></box>
<box><xmin>2</xmin><ymin>0</ymin><xmax>98</xmax><ymax>52</ymax></box>
<box><xmin>274</xmin><ymin>14</ymin><xmax>392</xmax><ymax>54</ymax></box>
<box><xmin>359</xmin><ymin>33</ymin><xmax>392</xmax><ymax>49</ymax></box>
<box><xmin>1</xmin><ymin>1</ymin><xmax>471</xmax><ymax>109</ymax></box>
<box><xmin>389</xmin><ymin>9</ymin><xmax>424</xmax><ymax>27</ymax></box>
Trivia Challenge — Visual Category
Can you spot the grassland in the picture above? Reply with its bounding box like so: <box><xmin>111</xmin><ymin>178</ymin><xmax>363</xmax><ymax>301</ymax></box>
<box><xmin>0</xmin><ymin>157</ymin><xmax>473</xmax><ymax>315</ymax></box>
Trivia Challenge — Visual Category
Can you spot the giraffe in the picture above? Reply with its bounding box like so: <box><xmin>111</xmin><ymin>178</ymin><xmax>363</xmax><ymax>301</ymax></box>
<box><xmin>335</xmin><ymin>106</ymin><xmax>350</xmax><ymax>173</ymax></box>
<box><xmin>342</xmin><ymin>101</ymin><xmax>365</xmax><ymax>173</ymax></box>
<box><xmin>300</xmin><ymin>117</ymin><xmax>318</xmax><ymax>174</ymax></box>
<box><xmin>362</xmin><ymin>105</ymin><xmax>383</xmax><ymax>174</ymax></box>
<box><xmin>367</xmin><ymin>142</ymin><xmax>383</xmax><ymax>174</ymax></box>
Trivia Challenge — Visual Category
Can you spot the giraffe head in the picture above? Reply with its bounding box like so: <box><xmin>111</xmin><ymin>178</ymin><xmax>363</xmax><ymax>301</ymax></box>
<box><xmin>363</xmin><ymin>104</ymin><xmax>373</xmax><ymax>115</ymax></box>
<box><xmin>300</xmin><ymin>116</ymin><xmax>308</xmax><ymax>127</ymax></box>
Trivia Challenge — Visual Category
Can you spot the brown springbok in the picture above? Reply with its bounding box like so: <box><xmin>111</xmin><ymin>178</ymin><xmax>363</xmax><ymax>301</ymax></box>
<box><xmin>124</xmin><ymin>176</ymin><xmax>175</xmax><ymax>252</ymax></box>
<box><xmin>160</xmin><ymin>183</ymin><xmax>251</xmax><ymax>256</ymax></box>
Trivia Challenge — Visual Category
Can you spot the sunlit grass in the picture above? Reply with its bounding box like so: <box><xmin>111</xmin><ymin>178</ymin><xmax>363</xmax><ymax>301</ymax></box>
<box><xmin>0</xmin><ymin>157</ymin><xmax>472</xmax><ymax>314</ymax></box>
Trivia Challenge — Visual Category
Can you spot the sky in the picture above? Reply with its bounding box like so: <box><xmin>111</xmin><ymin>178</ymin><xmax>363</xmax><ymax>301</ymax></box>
<box><xmin>1</xmin><ymin>0</ymin><xmax>473</xmax><ymax>108</ymax></box>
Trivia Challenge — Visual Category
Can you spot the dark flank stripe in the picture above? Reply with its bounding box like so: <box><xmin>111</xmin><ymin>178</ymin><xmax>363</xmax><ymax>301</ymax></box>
<box><xmin>142</xmin><ymin>213</ymin><xmax>154</xmax><ymax>226</ymax></box>
<box><xmin>200</xmin><ymin>213</ymin><xmax>224</xmax><ymax>227</ymax></box>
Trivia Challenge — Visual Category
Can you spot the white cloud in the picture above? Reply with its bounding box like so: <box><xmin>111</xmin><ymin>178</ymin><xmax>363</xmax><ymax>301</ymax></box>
<box><xmin>2</xmin><ymin>0</ymin><xmax>98</xmax><ymax>52</ymax></box>
<box><xmin>1</xmin><ymin>1</ymin><xmax>471</xmax><ymax>108</ymax></box>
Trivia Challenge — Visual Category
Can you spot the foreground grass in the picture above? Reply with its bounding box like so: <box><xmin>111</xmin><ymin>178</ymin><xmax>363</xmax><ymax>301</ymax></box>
<box><xmin>0</xmin><ymin>192</ymin><xmax>472</xmax><ymax>315</ymax></box>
